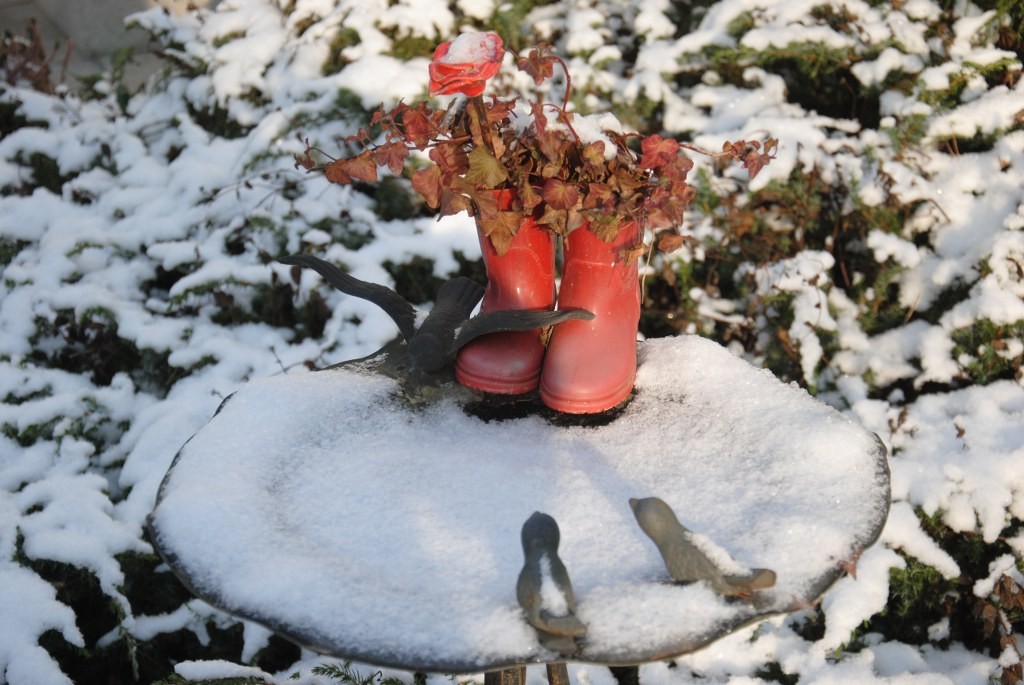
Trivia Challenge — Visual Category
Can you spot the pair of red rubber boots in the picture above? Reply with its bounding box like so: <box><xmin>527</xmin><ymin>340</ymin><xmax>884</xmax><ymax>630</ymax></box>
<box><xmin>455</xmin><ymin>215</ymin><xmax>641</xmax><ymax>414</ymax></box>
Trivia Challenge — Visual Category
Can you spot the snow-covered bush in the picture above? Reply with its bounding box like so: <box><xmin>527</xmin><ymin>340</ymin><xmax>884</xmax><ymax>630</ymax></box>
<box><xmin>1</xmin><ymin>0</ymin><xmax>1022</xmax><ymax>683</ymax></box>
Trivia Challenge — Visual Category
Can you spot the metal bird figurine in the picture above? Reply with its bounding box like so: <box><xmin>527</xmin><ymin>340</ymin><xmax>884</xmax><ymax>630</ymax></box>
<box><xmin>278</xmin><ymin>254</ymin><xmax>593</xmax><ymax>389</ymax></box>
<box><xmin>629</xmin><ymin>497</ymin><xmax>776</xmax><ymax>598</ymax></box>
<box><xmin>516</xmin><ymin>511</ymin><xmax>587</xmax><ymax>655</ymax></box>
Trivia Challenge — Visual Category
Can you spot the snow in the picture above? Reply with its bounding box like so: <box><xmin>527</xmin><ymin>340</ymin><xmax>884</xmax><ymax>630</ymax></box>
<box><xmin>441</xmin><ymin>32</ymin><xmax>503</xmax><ymax>64</ymax></box>
<box><xmin>0</xmin><ymin>564</ymin><xmax>85</xmax><ymax>682</ymax></box>
<box><xmin>175</xmin><ymin>659</ymin><xmax>276</xmax><ymax>682</ymax></box>
<box><xmin>539</xmin><ymin>555</ymin><xmax>571</xmax><ymax>617</ymax></box>
<box><xmin>1</xmin><ymin>0</ymin><xmax>1023</xmax><ymax>683</ymax></box>
<box><xmin>851</xmin><ymin>48</ymin><xmax>925</xmax><ymax>88</ymax></box>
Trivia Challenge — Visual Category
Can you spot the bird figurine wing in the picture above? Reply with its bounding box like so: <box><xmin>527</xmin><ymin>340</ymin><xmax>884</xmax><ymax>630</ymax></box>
<box><xmin>407</xmin><ymin>277</ymin><xmax>484</xmax><ymax>373</ymax></box>
<box><xmin>417</xmin><ymin>277</ymin><xmax>484</xmax><ymax>341</ymax></box>
<box><xmin>278</xmin><ymin>254</ymin><xmax>418</xmax><ymax>341</ymax></box>
<box><xmin>451</xmin><ymin>308</ymin><xmax>595</xmax><ymax>353</ymax></box>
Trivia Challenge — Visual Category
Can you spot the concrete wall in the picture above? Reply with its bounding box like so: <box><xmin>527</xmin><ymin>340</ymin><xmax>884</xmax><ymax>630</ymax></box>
<box><xmin>1</xmin><ymin>0</ymin><xmax>215</xmax><ymax>85</ymax></box>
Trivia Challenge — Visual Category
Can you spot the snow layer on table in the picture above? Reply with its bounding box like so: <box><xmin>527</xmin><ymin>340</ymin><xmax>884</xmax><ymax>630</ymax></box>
<box><xmin>149</xmin><ymin>336</ymin><xmax>888</xmax><ymax>671</ymax></box>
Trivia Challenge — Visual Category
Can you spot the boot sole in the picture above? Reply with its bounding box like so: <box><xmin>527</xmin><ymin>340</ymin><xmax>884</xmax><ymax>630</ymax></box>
<box><xmin>539</xmin><ymin>372</ymin><xmax>635</xmax><ymax>414</ymax></box>
<box><xmin>455</xmin><ymin>366</ymin><xmax>541</xmax><ymax>395</ymax></box>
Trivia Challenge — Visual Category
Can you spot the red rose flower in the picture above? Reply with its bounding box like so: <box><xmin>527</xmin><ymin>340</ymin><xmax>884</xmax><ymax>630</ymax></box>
<box><xmin>429</xmin><ymin>32</ymin><xmax>504</xmax><ymax>97</ymax></box>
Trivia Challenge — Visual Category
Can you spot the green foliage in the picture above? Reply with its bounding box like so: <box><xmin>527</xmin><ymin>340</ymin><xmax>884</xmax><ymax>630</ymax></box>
<box><xmin>323</xmin><ymin>27</ymin><xmax>362</xmax><ymax>75</ymax></box>
<box><xmin>706</xmin><ymin>41</ymin><xmax>867</xmax><ymax>114</ymax></box>
<box><xmin>0</xmin><ymin>89</ymin><xmax>44</xmax><ymax>139</ymax></box>
<box><xmin>18</xmin><ymin>151</ymin><xmax>70</xmax><ymax>195</ymax></box>
<box><xmin>28</xmin><ymin>307</ymin><xmax>176</xmax><ymax>393</ymax></box>
<box><xmin>857</xmin><ymin>510</ymin><xmax>1024</xmax><ymax>660</ymax></box>
<box><xmin>365</xmin><ymin>175</ymin><xmax>425</xmax><ymax>222</ymax></box>
<box><xmin>119</xmin><ymin>551</ymin><xmax>195</xmax><ymax>616</ymax></box>
<box><xmin>309</xmin><ymin>215</ymin><xmax>375</xmax><ymax>250</ymax></box>
<box><xmin>253</xmin><ymin>279</ymin><xmax>331</xmax><ymax>338</ymax></box>
<box><xmin>642</xmin><ymin>165</ymin><xmax>835</xmax><ymax>362</ymax></box>
<box><xmin>606</xmin><ymin>92</ymin><xmax>663</xmax><ymax>132</ymax></box>
<box><xmin>914</xmin><ymin>55</ymin><xmax>1023</xmax><ymax>154</ymax></box>
<box><xmin>3</xmin><ymin>411</ymin><xmax>57</xmax><ymax>448</ymax></box>
<box><xmin>185</xmin><ymin>101</ymin><xmax>252</xmax><ymax>140</ymax></box>
<box><xmin>0</xmin><ymin>236</ymin><xmax>28</xmax><ymax>266</ymax></box>
<box><xmin>311</xmin><ymin>660</ymin><xmax>408</xmax><ymax>685</ymax></box>
<box><xmin>169</xmin><ymin>273</ymin><xmax>331</xmax><ymax>340</ymax></box>
<box><xmin>640</xmin><ymin>260</ymin><xmax>699</xmax><ymax>339</ymax></box>
<box><xmin>14</xmin><ymin>539</ymin><xmax>133</xmax><ymax>683</ymax></box>
<box><xmin>377</xmin><ymin>251</ymin><xmax>488</xmax><ymax>307</ymax></box>
<box><xmin>330</xmin><ymin>88</ymin><xmax>373</xmax><ymax>122</ymax></box>
<box><xmin>154</xmin><ymin>48</ymin><xmax>209</xmax><ymax>80</ymax></box>
<box><xmin>856</xmin><ymin>262</ymin><xmax>908</xmax><ymax>336</ymax></box>
<box><xmin>951</xmin><ymin>318</ymin><xmax>1024</xmax><ymax>385</ymax></box>
<box><xmin>754</xmin><ymin>291</ymin><xmax>806</xmax><ymax>385</ymax></box>
<box><xmin>983</xmin><ymin>0</ymin><xmax>1024</xmax><ymax>58</ymax></box>
<box><xmin>386</xmin><ymin>34</ymin><xmax>437</xmax><ymax>62</ymax></box>
<box><xmin>883</xmin><ymin>555</ymin><xmax>954</xmax><ymax>643</ymax></box>
<box><xmin>17</xmin><ymin>536</ymin><xmax>300</xmax><ymax>684</ymax></box>
<box><xmin>76</xmin><ymin>45</ymin><xmax>138</xmax><ymax>113</ymax></box>
<box><xmin>725</xmin><ymin>11</ymin><xmax>756</xmax><ymax>38</ymax></box>
<box><xmin>212</xmin><ymin>30</ymin><xmax>248</xmax><ymax>48</ymax></box>
<box><xmin>151</xmin><ymin>678</ymin><xmax>271</xmax><ymax>685</ymax></box>
<box><xmin>688</xmin><ymin>167</ymin><xmax>721</xmax><ymax>216</ymax></box>
<box><xmin>382</xmin><ymin>256</ymin><xmax>445</xmax><ymax>305</ymax></box>
<box><xmin>753</xmin><ymin>661</ymin><xmax>799</xmax><ymax>685</ymax></box>
<box><xmin>478</xmin><ymin>0</ymin><xmax>559</xmax><ymax>54</ymax></box>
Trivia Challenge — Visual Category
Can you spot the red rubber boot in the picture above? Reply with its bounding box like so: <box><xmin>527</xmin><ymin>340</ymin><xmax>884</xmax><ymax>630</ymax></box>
<box><xmin>540</xmin><ymin>222</ymin><xmax>641</xmax><ymax>414</ymax></box>
<box><xmin>455</xmin><ymin>205</ymin><xmax>556</xmax><ymax>394</ymax></box>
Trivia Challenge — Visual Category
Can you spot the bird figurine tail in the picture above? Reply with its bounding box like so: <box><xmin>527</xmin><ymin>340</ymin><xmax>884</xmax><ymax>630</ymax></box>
<box><xmin>538</xmin><ymin>611</ymin><xmax>587</xmax><ymax>638</ymax></box>
<box><xmin>722</xmin><ymin>568</ymin><xmax>777</xmax><ymax>597</ymax></box>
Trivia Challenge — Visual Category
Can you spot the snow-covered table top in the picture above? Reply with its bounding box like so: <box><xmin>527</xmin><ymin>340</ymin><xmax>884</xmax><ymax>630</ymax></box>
<box><xmin>148</xmin><ymin>336</ymin><xmax>890</xmax><ymax>673</ymax></box>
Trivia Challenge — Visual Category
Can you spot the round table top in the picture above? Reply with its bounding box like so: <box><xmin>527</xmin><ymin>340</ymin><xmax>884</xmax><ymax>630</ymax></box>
<box><xmin>148</xmin><ymin>335</ymin><xmax>890</xmax><ymax>673</ymax></box>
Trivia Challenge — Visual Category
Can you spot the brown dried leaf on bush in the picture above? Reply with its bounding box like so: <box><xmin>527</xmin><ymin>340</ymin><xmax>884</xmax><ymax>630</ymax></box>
<box><xmin>373</xmin><ymin>142</ymin><xmax>410</xmax><ymax>175</ymax></box>
<box><xmin>743</xmin><ymin>138</ymin><xmax>779</xmax><ymax>179</ymax></box>
<box><xmin>622</xmin><ymin>242</ymin><xmax>647</xmax><ymax>264</ymax></box>
<box><xmin>996</xmin><ymin>573</ymin><xmax>1024</xmax><ymax>612</ymax></box>
<box><xmin>640</xmin><ymin>135</ymin><xmax>681</xmax><ymax>169</ymax></box>
<box><xmin>1</xmin><ymin>19</ymin><xmax>69</xmax><ymax>93</ymax></box>
<box><xmin>980</xmin><ymin>602</ymin><xmax>1000</xmax><ymax>637</ymax></box>
<box><xmin>541</xmin><ymin>179</ymin><xmax>579</xmax><ymax>210</ymax></box>
<box><xmin>411</xmin><ymin>165</ymin><xmax>443</xmax><ymax>208</ymax></box>
<box><xmin>999</xmin><ymin>660</ymin><xmax>1021</xmax><ymax>685</ymax></box>
<box><xmin>516</xmin><ymin>44</ymin><xmax>558</xmax><ymax>85</ymax></box>
<box><xmin>538</xmin><ymin>205</ymin><xmax>583</xmax><ymax>236</ymax></box>
<box><xmin>325</xmin><ymin>151</ymin><xmax>378</xmax><ymax>184</ymax></box>
<box><xmin>465</xmin><ymin>147</ymin><xmax>509</xmax><ymax>188</ymax></box>
<box><xmin>657</xmin><ymin>232</ymin><xmax>686</xmax><ymax>253</ymax></box>
<box><xmin>294</xmin><ymin>136</ymin><xmax>316</xmax><ymax>170</ymax></box>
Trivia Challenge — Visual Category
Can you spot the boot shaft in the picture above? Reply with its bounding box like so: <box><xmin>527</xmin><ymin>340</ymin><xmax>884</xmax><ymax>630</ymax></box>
<box><xmin>540</xmin><ymin>222</ymin><xmax>642</xmax><ymax>414</ymax></box>
<box><xmin>477</xmin><ymin>219</ymin><xmax>556</xmax><ymax>312</ymax></box>
<box><xmin>456</xmin><ymin>190</ymin><xmax>556</xmax><ymax>395</ymax></box>
<box><xmin>557</xmin><ymin>223</ymin><xmax>642</xmax><ymax>312</ymax></box>
<box><xmin>562</xmin><ymin>221</ymin><xmax>642</xmax><ymax>267</ymax></box>
<box><xmin>477</xmin><ymin>189</ymin><xmax>557</xmax><ymax>312</ymax></box>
